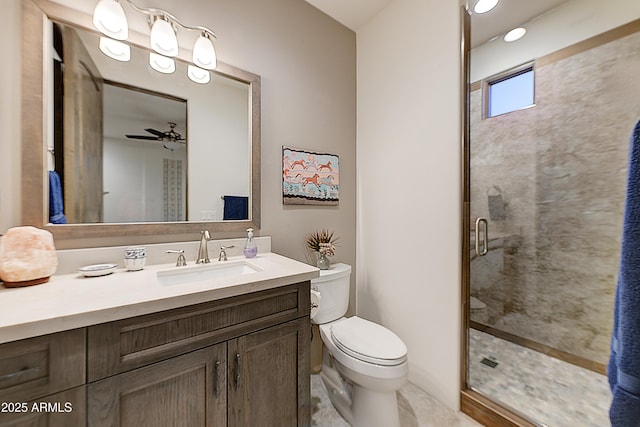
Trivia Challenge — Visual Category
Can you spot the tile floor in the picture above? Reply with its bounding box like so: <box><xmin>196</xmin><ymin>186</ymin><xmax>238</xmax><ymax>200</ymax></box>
<box><xmin>310</xmin><ymin>374</ymin><xmax>481</xmax><ymax>427</ymax></box>
<box><xmin>468</xmin><ymin>329</ymin><xmax>612</xmax><ymax>427</ymax></box>
<box><xmin>311</xmin><ymin>329</ymin><xmax>612</xmax><ymax>427</ymax></box>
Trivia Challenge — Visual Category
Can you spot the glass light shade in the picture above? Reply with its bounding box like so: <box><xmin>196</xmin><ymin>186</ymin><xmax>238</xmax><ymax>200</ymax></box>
<box><xmin>504</xmin><ymin>27</ymin><xmax>527</xmax><ymax>42</ymax></box>
<box><xmin>187</xmin><ymin>65</ymin><xmax>211</xmax><ymax>84</ymax></box>
<box><xmin>150</xmin><ymin>17</ymin><xmax>179</xmax><ymax>57</ymax></box>
<box><xmin>473</xmin><ymin>0</ymin><xmax>499</xmax><ymax>14</ymax></box>
<box><xmin>99</xmin><ymin>37</ymin><xmax>130</xmax><ymax>61</ymax></box>
<box><xmin>93</xmin><ymin>0</ymin><xmax>128</xmax><ymax>40</ymax></box>
<box><xmin>192</xmin><ymin>35</ymin><xmax>217</xmax><ymax>70</ymax></box>
<box><xmin>149</xmin><ymin>52</ymin><xmax>176</xmax><ymax>74</ymax></box>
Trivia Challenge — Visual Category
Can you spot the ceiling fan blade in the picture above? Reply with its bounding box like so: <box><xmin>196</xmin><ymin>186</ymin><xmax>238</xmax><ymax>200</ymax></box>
<box><xmin>126</xmin><ymin>134</ymin><xmax>161</xmax><ymax>140</ymax></box>
<box><xmin>144</xmin><ymin>128</ymin><xmax>165</xmax><ymax>137</ymax></box>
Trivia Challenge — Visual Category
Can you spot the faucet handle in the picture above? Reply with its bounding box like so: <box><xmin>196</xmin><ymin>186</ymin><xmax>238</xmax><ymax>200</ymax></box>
<box><xmin>218</xmin><ymin>245</ymin><xmax>235</xmax><ymax>262</ymax></box>
<box><xmin>166</xmin><ymin>249</ymin><xmax>187</xmax><ymax>267</ymax></box>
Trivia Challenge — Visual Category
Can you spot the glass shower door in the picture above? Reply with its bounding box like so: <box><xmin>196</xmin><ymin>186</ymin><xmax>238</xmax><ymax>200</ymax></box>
<box><xmin>464</xmin><ymin>1</ymin><xmax>640</xmax><ymax>424</ymax></box>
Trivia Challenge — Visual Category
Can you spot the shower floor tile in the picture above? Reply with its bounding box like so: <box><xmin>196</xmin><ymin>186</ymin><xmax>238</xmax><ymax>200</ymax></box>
<box><xmin>468</xmin><ymin>329</ymin><xmax>611</xmax><ymax>427</ymax></box>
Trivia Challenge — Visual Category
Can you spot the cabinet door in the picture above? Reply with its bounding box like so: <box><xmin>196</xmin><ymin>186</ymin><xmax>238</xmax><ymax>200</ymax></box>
<box><xmin>228</xmin><ymin>317</ymin><xmax>310</xmax><ymax>427</ymax></box>
<box><xmin>88</xmin><ymin>344</ymin><xmax>226</xmax><ymax>427</ymax></box>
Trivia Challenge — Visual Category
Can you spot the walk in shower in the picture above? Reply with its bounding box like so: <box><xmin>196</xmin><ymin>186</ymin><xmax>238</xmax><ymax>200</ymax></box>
<box><xmin>462</xmin><ymin>0</ymin><xmax>640</xmax><ymax>425</ymax></box>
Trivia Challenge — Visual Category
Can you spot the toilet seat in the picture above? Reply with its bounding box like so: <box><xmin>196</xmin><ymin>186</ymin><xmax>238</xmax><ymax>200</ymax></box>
<box><xmin>330</xmin><ymin>317</ymin><xmax>407</xmax><ymax>366</ymax></box>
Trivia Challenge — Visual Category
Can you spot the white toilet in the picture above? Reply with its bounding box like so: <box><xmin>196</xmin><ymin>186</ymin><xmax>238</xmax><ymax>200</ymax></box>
<box><xmin>310</xmin><ymin>263</ymin><xmax>408</xmax><ymax>427</ymax></box>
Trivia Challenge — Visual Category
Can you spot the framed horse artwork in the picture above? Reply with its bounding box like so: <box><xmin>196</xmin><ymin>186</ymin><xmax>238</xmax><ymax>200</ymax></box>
<box><xmin>282</xmin><ymin>146</ymin><xmax>339</xmax><ymax>205</ymax></box>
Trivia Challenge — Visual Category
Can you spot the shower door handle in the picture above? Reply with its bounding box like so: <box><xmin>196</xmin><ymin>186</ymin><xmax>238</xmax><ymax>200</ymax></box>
<box><xmin>475</xmin><ymin>217</ymin><xmax>489</xmax><ymax>256</ymax></box>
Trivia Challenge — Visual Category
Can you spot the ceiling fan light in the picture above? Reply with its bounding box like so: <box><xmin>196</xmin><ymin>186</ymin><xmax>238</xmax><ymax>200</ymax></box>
<box><xmin>93</xmin><ymin>0</ymin><xmax>128</xmax><ymax>40</ymax></box>
<box><xmin>473</xmin><ymin>0</ymin><xmax>499</xmax><ymax>14</ymax></box>
<box><xmin>192</xmin><ymin>34</ymin><xmax>217</xmax><ymax>70</ymax></box>
<box><xmin>99</xmin><ymin>37</ymin><xmax>130</xmax><ymax>61</ymax></box>
<box><xmin>187</xmin><ymin>65</ymin><xmax>211</xmax><ymax>84</ymax></box>
<box><xmin>149</xmin><ymin>52</ymin><xmax>175</xmax><ymax>74</ymax></box>
<box><xmin>150</xmin><ymin>17</ymin><xmax>179</xmax><ymax>57</ymax></box>
<box><xmin>504</xmin><ymin>27</ymin><xmax>527</xmax><ymax>42</ymax></box>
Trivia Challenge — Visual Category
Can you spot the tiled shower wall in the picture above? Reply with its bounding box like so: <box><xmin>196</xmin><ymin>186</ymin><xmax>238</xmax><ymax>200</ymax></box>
<box><xmin>470</xmin><ymin>29</ymin><xmax>640</xmax><ymax>365</ymax></box>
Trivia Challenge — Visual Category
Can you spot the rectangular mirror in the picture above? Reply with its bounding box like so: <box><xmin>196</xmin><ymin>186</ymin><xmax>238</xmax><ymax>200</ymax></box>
<box><xmin>22</xmin><ymin>0</ymin><xmax>261</xmax><ymax>241</ymax></box>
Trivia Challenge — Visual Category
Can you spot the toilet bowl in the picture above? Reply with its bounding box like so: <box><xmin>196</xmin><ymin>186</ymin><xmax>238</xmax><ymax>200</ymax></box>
<box><xmin>311</xmin><ymin>264</ymin><xmax>408</xmax><ymax>427</ymax></box>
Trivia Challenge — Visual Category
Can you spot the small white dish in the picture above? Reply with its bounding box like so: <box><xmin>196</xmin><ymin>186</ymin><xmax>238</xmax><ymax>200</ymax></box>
<box><xmin>78</xmin><ymin>263</ymin><xmax>118</xmax><ymax>277</ymax></box>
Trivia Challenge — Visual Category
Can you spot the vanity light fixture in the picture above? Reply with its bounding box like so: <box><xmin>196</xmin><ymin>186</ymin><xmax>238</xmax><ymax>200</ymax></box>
<box><xmin>149</xmin><ymin>52</ymin><xmax>176</xmax><ymax>74</ymax></box>
<box><xmin>192</xmin><ymin>33</ymin><xmax>217</xmax><ymax>70</ymax></box>
<box><xmin>99</xmin><ymin>37</ymin><xmax>131</xmax><ymax>61</ymax></box>
<box><xmin>473</xmin><ymin>0</ymin><xmax>499</xmax><ymax>14</ymax></box>
<box><xmin>150</xmin><ymin>15</ymin><xmax>179</xmax><ymax>57</ymax></box>
<box><xmin>504</xmin><ymin>27</ymin><xmax>527</xmax><ymax>42</ymax></box>
<box><xmin>92</xmin><ymin>0</ymin><xmax>128</xmax><ymax>40</ymax></box>
<box><xmin>93</xmin><ymin>0</ymin><xmax>218</xmax><ymax>77</ymax></box>
<box><xmin>187</xmin><ymin>65</ymin><xmax>211</xmax><ymax>84</ymax></box>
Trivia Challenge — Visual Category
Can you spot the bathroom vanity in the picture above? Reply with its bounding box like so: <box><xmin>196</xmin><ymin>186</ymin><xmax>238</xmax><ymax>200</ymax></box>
<box><xmin>0</xmin><ymin>252</ymin><xmax>317</xmax><ymax>427</ymax></box>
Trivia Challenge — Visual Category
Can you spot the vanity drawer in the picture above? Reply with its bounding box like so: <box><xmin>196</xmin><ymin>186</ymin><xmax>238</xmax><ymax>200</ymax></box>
<box><xmin>0</xmin><ymin>329</ymin><xmax>86</xmax><ymax>402</ymax></box>
<box><xmin>88</xmin><ymin>282</ymin><xmax>310</xmax><ymax>381</ymax></box>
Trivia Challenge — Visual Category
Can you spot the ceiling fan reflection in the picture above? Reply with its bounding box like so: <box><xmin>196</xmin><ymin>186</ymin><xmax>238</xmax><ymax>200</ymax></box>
<box><xmin>125</xmin><ymin>122</ymin><xmax>186</xmax><ymax>151</ymax></box>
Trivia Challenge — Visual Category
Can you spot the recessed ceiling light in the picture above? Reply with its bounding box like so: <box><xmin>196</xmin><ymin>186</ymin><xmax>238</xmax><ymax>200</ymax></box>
<box><xmin>474</xmin><ymin>0</ymin><xmax>499</xmax><ymax>14</ymax></box>
<box><xmin>504</xmin><ymin>27</ymin><xmax>527</xmax><ymax>42</ymax></box>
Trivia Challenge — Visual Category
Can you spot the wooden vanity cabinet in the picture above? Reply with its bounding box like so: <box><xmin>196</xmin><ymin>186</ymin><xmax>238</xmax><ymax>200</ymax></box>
<box><xmin>87</xmin><ymin>282</ymin><xmax>311</xmax><ymax>427</ymax></box>
<box><xmin>0</xmin><ymin>281</ymin><xmax>311</xmax><ymax>427</ymax></box>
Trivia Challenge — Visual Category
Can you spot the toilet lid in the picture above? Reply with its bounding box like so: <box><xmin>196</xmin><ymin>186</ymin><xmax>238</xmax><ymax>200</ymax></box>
<box><xmin>330</xmin><ymin>317</ymin><xmax>407</xmax><ymax>366</ymax></box>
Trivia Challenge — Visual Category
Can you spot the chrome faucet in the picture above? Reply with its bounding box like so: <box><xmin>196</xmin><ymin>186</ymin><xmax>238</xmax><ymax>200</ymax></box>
<box><xmin>218</xmin><ymin>245</ymin><xmax>235</xmax><ymax>262</ymax></box>
<box><xmin>196</xmin><ymin>230</ymin><xmax>212</xmax><ymax>264</ymax></box>
<box><xmin>166</xmin><ymin>249</ymin><xmax>187</xmax><ymax>267</ymax></box>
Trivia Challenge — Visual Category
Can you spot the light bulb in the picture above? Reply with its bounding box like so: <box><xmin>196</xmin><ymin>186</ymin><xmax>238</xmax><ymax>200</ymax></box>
<box><xmin>192</xmin><ymin>34</ymin><xmax>217</xmax><ymax>70</ymax></box>
<box><xmin>150</xmin><ymin>17</ymin><xmax>178</xmax><ymax>57</ymax></box>
<box><xmin>99</xmin><ymin>37</ymin><xmax>130</xmax><ymax>61</ymax></box>
<box><xmin>473</xmin><ymin>0</ymin><xmax>499</xmax><ymax>14</ymax></box>
<box><xmin>149</xmin><ymin>52</ymin><xmax>175</xmax><ymax>74</ymax></box>
<box><xmin>93</xmin><ymin>0</ymin><xmax>128</xmax><ymax>40</ymax></box>
<box><xmin>187</xmin><ymin>65</ymin><xmax>211</xmax><ymax>84</ymax></box>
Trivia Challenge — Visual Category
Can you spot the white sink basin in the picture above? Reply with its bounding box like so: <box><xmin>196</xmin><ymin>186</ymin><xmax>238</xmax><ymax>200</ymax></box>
<box><xmin>157</xmin><ymin>261</ymin><xmax>260</xmax><ymax>286</ymax></box>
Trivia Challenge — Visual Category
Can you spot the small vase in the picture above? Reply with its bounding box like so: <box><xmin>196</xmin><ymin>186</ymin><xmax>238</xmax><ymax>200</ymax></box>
<box><xmin>316</xmin><ymin>252</ymin><xmax>331</xmax><ymax>270</ymax></box>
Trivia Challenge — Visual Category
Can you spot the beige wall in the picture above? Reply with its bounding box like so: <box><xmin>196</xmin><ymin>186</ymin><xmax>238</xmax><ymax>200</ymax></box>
<box><xmin>357</xmin><ymin>0</ymin><xmax>462</xmax><ymax>410</ymax></box>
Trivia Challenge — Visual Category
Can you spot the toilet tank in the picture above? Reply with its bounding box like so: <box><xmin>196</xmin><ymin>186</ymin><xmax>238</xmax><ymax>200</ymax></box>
<box><xmin>311</xmin><ymin>263</ymin><xmax>352</xmax><ymax>324</ymax></box>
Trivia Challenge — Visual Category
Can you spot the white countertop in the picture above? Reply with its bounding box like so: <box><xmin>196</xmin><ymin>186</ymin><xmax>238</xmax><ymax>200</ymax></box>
<box><xmin>0</xmin><ymin>252</ymin><xmax>319</xmax><ymax>344</ymax></box>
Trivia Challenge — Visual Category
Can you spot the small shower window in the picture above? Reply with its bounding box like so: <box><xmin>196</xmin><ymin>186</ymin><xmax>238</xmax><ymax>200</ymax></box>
<box><xmin>484</xmin><ymin>63</ymin><xmax>535</xmax><ymax>118</ymax></box>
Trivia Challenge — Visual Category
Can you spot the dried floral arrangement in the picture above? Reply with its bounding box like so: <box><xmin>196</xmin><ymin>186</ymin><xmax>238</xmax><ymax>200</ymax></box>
<box><xmin>305</xmin><ymin>229</ymin><xmax>338</xmax><ymax>257</ymax></box>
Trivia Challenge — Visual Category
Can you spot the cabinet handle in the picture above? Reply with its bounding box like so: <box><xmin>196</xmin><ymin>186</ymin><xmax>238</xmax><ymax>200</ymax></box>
<box><xmin>213</xmin><ymin>361</ymin><xmax>221</xmax><ymax>397</ymax></box>
<box><xmin>235</xmin><ymin>353</ymin><xmax>241</xmax><ymax>388</ymax></box>
<box><xmin>0</xmin><ymin>367</ymin><xmax>40</xmax><ymax>383</ymax></box>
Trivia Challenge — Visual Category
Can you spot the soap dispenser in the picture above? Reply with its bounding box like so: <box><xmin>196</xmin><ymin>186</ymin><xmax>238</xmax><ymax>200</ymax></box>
<box><xmin>243</xmin><ymin>228</ymin><xmax>257</xmax><ymax>258</ymax></box>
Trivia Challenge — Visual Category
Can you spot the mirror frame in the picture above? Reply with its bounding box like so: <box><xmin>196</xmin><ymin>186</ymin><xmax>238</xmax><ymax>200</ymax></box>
<box><xmin>21</xmin><ymin>0</ymin><xmax>261</xmax><ymax>242</ymax></box>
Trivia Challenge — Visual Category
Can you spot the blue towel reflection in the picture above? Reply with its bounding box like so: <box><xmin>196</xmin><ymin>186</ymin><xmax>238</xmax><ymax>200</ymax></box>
<box><xmin>48</xmin><ymin>170</ymin><xmax>67</xmax><ymax>224</ymax></box>
<box><xmin>223</xmin><ymin>196</ymin><xmax>248</xmax><ymax>220</ymax></box>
